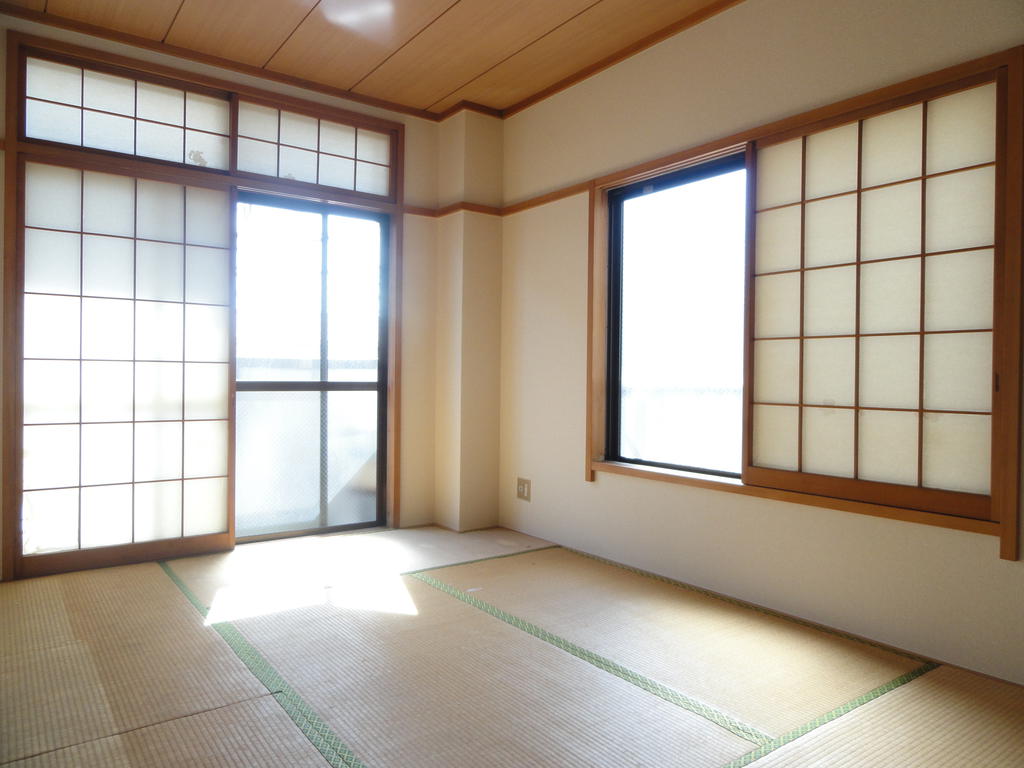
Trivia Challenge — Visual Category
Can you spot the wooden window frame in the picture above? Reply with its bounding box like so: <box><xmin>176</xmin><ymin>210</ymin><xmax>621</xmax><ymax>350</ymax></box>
<box><xmin>2</xmin><ymin>33</ymin><xmax>406</xmax><ymax>580</ymax></box>
<box><xmin>587</xmin><ymin>46</ymin><xmax>1023</xmax><ymax>560</ymax></box>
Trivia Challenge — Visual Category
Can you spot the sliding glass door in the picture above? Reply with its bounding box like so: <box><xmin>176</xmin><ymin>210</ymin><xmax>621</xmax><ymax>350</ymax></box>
<box><xmin>234</xmin><ymin>194</ymin><xmax>387</xmax><ymax>539</ymax></box>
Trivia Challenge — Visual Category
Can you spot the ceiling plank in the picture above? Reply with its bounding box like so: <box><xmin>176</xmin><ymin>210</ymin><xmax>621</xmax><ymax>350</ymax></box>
<box><xmin>45</xmin><ymin>0</ymin><xmax>185</xmax><ymax>41</ymax></box>
<box><xmin>266</xmin><ymin>0</ymin><xmax>456</xmax><ymax>92</ymax></box>
<box><xmin>2</xmin><ymin>0</ymin><xmax>45</xmax><ymax>11</ymax></box>
<box><xmin>431</xmin><ymin>0</ymin><xmax>741</xmax><ymax>113</ymax></box>
<box><xmin>163</xmin><ymin>0</ymin><xmax>319</xmax><ymax>67</ymax></box>
<box><xmin>350</xmin><ymin>0</ymin><xmax>601</xmax><ymax>110</ymax></box>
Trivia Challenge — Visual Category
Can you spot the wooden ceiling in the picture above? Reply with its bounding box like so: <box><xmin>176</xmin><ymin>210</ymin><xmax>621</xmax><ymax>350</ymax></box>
<box><xmin>0</xmin><ymin>0</ymin><xmax>743</xmax><ymax>118</ymax></box>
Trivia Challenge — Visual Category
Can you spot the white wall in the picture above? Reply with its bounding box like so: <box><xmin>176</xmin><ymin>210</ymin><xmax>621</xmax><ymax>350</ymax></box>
<box><xmin>498</xmin><ymin>0</ymin><xmax>1024</xmax><ymax>684</ymax></box>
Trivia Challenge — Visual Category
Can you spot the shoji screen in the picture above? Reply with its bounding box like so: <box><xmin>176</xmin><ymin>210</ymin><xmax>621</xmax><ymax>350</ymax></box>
<box><xmin>21</xmin><ymin>161</ymin><xmax>231</xmax><ymax>556</ymax></box>
<box><xmin>748</xmin><ymin>80</ymin><xmax>999</xmax><ymax>518</ymax></box>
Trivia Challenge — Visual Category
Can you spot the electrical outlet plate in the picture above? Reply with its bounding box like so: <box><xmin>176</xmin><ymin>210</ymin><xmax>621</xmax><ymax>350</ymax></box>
<box><xmin>516</xmin><ymin>477</ymin><xmax>531</xmax><ymax>501</ymax></box>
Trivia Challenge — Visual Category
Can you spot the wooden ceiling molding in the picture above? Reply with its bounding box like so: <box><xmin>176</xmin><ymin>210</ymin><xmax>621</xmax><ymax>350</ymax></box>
<box><xmin>0</xmin><ymin>0</ymin><xmax>746</xmax><ymax>119</ymax></box>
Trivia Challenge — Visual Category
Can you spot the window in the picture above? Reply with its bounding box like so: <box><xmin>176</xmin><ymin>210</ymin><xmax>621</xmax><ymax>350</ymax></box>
<box><xmin>590</xmin><ymin>49</ymin><xmax>1022</xmax><ymax>560</ymax></box>
<box><xmin>606</xmin><ymin>154</ymin><xmax>747</xmax><ymax>477</ymax></box>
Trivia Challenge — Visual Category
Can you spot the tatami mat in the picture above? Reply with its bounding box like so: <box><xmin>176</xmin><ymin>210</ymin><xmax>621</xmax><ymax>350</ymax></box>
<box><xmin>6</xmin><ymin>696</ymin><xmax>330</xmax><ymax>767</ymax></box>
<box><xmin>421</xmin><ymin>547</ymin><xmax>921</xmax><ymax>737</ymax></box>
<box><xmin>745</xmin><ymin>665</ymin><xmax>1024</xmax><ymax>767</ymax></box>
<box><xmin>228</xmin><ymin>573</ymin><xmax>756</xmax><ymax>768</ymax></box>
<box><xmin>0</xmin><ymin>563</ymin><xmax>265</xmax><ymax>763</ymax></box>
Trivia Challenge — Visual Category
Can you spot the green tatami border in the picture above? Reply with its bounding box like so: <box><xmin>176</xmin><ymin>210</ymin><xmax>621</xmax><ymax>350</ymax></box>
<box><xmin>158</xmin><ymin>561</ymin><xmax>367</xmax><ymax>768</ymax></box>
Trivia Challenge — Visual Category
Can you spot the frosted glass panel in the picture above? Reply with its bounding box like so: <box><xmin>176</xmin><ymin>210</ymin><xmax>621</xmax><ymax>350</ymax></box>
<box><xmin>756</xmin><ymin>139</ymin><xmax>802</xmax><ymax>209</ymax></box>
<box><xmin>279</xmin><ymin>146</ymin><xmax>318</xmax><ymax>183</ymax></box>
<box><xmin>135</xmin><ymin>421</ymin><xmax>183</xmax><ymax>481</ymax></box>
<box><xmin>922</xmin><ymin>413</ymin><xmax>990</xmax><ymax>494</ymax></box>
<box><xmin>754</xmin><ymin>206</ymin><xmax>801</xmax><ymax>273</ymax></box>
<box><xmin>184</xmin><ymin>477</ymin><xmax>228</xmax><ymax>536</ymax></box>
<box><xmin>804</xmin><ymin>266</ymin><xmax>855</xmax><ymax>336</ymax></box>
<box><xmin>185</xmin><ymin>130</ymin><xmax>229</xmax><ymax>169</ymax></box>
<box><xmin>238</xmin><ymin>102</ymin><xmax>279</xmax><ymax>141</ymax></box>
<box><xmin>752</xmin><ymin>405</ymin><xmax>799</xmax><ymax>470</ymax></box>
<box><xmin>24</xmin><ymin>361</ymin><xmax>79</xmax><ymax>424</ymax></box>
<box><xmin>319</xmin><ymin>155</ymin><xmax>355</xmax><ymax>189</ymax></box>
<box><xmin>860</xmin><ymin>258</ymin><xmax>920</xmax><ymax>334</ymax></box>
<box><xmin>320</xmin><ymin>121</ymin><xmax>355</xmax><ymax>156</ymax></box>
<box><xmin>185</xmin><ymin>305</ymin><xmax>230</xmax><ymax>362</ymax></box>
<box><xmin>185</xmin><ymin>246</ymin><xmax>230</xmax><ymax>305</ymax></box>
<box><xmin>83</xmin><ymin>111</ymin><xmax>134</xmax><ymax>155</ymax></box>
<box><xmin>356</xmin><ymin>129</ymin><xmax>390</xmax><ymax>164</ymax></box>
<box><xmin>926</xmin><ymin>83</ymin><xmax>996</xmax><ymax>174</ymax></box>
<box><xmin>185</xmin><ymin>92</ymin><xmax>229</xmax><ymax>134</ymax></box>
<box><xmin>183</xmin><ymin>420</ymin><xmax>228</xmax><ymax>478</ymax></box>
<box><xmin>753</xmin><ymin>272</ymin><xmax>800</xmax><ymax>338</ymax></box>
<box><xmin>25</xmin><ymin>229</ymin><xmax>80</xmax><ymax>295</ymax></box>
<box><xmin>859</xmin><ymin>335</ymin><xmax>919</xmax><ymax>409</ymax></box>
<box><xmin>26</xmin><ymin>58</ymin><xmax>82</xmax><ymax>104</ymax></box>
<box><xmin>22</xmin><ymin>489</ymin><xmax>79</xmax><ymax>555</ymax></box>
<box><xmin>184</xmin><ymin>363</ymin><xmax>229</xmax><ymax>420</ymax></box>
<box><xmin>83</xmin><ymin>171</ymin><xmax>135</xmax><ymax>237</ymax></box>
<box><xmin>83</xmin><ymin>70</ymin><xmax>134</xmax><ymax>115</ymax></box>
<box><xmin>862</xmin><ymin>104</ymin><xmax>922</xmax><ymax>187</ymax></box>
<box><xmin>237</xmin><ymin>138</ymin><xmax>278</xmax><ymax>176</ymax></box>
<box><xmin>804</xmin><ymin>194</ymin><xmax>856</xmax><ymax>266</ymax></box>
<box><xmin>925</xmin><ymin>166</ymin><xmax>994</xmax><ymax>253</ymax></box>
<box><xmin>136</xmin><ymin>241</ymin><xmax>184</xmax><ymax>301</ymax></box>
<box><xmin>23</xmin><ymin>425</ymin><xmax>79</xmax><ymax>490</ymax></box>
<box><xmin>858</xmin><ymin>410</ymin><xmax>918</xmax><ymax>485</ymax></box>
<box><xmin>355</xmin><ymin>162</ymin><xmax>389</xmax><ymax>196</ymax></box>
<box><xmin>281</xmin><ymin>111</ymin><xmax>318</xmax><ymax>149</ymax></box>
<box><xmin>137</xmin><ymin>82</ymin><xmax>184</xmax><ymax>124</ymax></box>
<box><xmin>805</xmin><ymin>122</ymin><xmax>858</xmax><ymax>198</ymax></box>
<box><xmin>327</xmin><ymin>391</ymin><xmax>378</xmax><ymax>526</ymax></box>
<box><xmin>135</xmin><ymin>362</ymin><xmax>184</xmax><ymax>421</ymax></box>
<box><xmin>924</xmin><ymin>249</ymin><xmax>993</xmax><ymax>331</ymax></box>
<box><xmin>83</xmin><ymin>235</ymin><xmax>134</xmax><ymax>298</ymax></box>
<box><xmin>82</xmin><ymin>298</ymin><xmax>133</xmax><ymax>359</ymax></box>
<box><xmin>26</xmin><ymin>164</ymin><xmax>81</xmax><ymax>231</ymax></box>
<box><xmin>803</xmin><ymin>407</ymin><xmax>854</xmax><ymax>477</ymax></box>
<box><xmin>753</xmin><ymin>339</ymin><xmax>799</xmax><ymax>404</ymax></box>
<box><xmin>186</xmin><ymin>186</ymin><xmax>230</xmax><ymax>248</ymax></box>
<box><xmin>137</xmin><ymin>121</ymin><xmax>184</xmax><ymax>163</ymax></box>
<box><xmin>923</xmin><ymin>332</ymin><xmax>991</xmax><ymax>412</ymax></box>
<box><xmin>803</xmin><ymin>337</ymin><xmax>855</xmax><ymax>406</ymax></box>
<box><xmin>26</xmin><ymin>100</ymin><xmax>81</xmax><ymax>146</ymax></box>
<box><xmin>134</xmin><ymin>480</ymin><xmax>182</xmax><ymax>542</ymax></box>
<box><xmin>80</xmin><ymin>423</ymin><xmax>133</xmax><ymax>485</ymax></box>
<box><xmin>136</xmin><ymin>302</ymin><xmax>183</xmax><ymax>361</ymax></box>
<box><xmin>137</xmin><ymin>180</ymin><xmax>184</xmax><ymax>242</ymax></box>
<box><xmin>861</xmin><ymin>180</ymin><xmax>921</xmax><ymax>260</ymax></box>
<box><xmin>25</xmin><ymin>294</ymin><xmax>80</xmax><ymax>359</ymax></box>
<box><xmin>80</xmin><ymin>484</ymin><xmax>133</xmax><ymax>548</ymax></box>
<box><xmin>81</xmin><ymin>361</ymin><xmax>134</xmax><ymax>422</ymax></box>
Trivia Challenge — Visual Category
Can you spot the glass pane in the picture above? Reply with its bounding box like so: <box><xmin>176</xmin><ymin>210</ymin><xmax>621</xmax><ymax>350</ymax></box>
<box><xmin>83</xmin><ymin>111</ymin><xmax>134</xmax><ymax>154</ymax></box>
<box><xmin>923</xmin><ymin>332</ymin><xmax>992</xmax><ymax>412</ymax></box>
<box><xmin>281</xmin><ymin>111</ymin><xmax>318</xmax><ymax>149</ymax></box>
<box><xmin>24</xmin><ymin>360</ymin><xmax>79</xmax><ymax>424</ymax></box>
<box><xmin>237</xmin><ymin>138</ymin><xmax>278</xmax><ymax>176</ymax></box>
<box><xmin>80</xmin><ymin>423</ymin><xmax>133</xmax><ymax>486</ymax></box>
<box><xmin>185</xmin><ymin>186</ymin><xmax>231</xmax><ymax>248</ymax></box>
<box><xmin>862</xmin><ymin>104</ymin><xmax>922</xmax><ymax>187</ymax></box>
<box><xmin>755</xmin><ymin>138</ymin><xmax>802</xmax><ymax>209</ymax></box>
<box><xmin>183</xmin><ymin>420</ymin><xmax>228</xmax><ymax>478</ymax></box>
<box><xmin>26</xmin><ymin>100</ymin><xmax>82</xmax><ymax>145</ymax></box>
<box><xmin>327</xmin><ymin>215</ymin><xmax>381</xmax><ymax>381</ymax></box>
<box><xmin>26</xmin><ymin>58</ymin><xmax>82</xmax><ymax>105</ymax></box>
<box><xmin>134</xmin><ymin>421</ymin><xmax>183</xmax><ymax>481</ymax></box>
<box><xmin>81</xmin><ymin>298</ymin><xmax>133</xmax><ymax>360</ymax></box>
<box><xmin>804</xmin><ymin>194</ymin><xmax>856</xmax><ymax>267</ymax></box>
<box><xmin>236</xmin><ymin>202</ymin><xmax>322</xmax><ymax>380</ymax></box>
<box><xmin>80</xmin><ymin>484</ymin><xmax>133</xmax><ymax>548</ymax></box>
<box><xmin>185</xmin><ymin>130</ymin><xmax>229</xmax><ymax>170</ymax></box>
<box><xmin>356</xmin><ymin>129</ymin><xmax>389</xmax><ymax>164</ymax></box>
<box><xmin>136</xmin><ymin>241</ymin><xmax>184</xmax><ymax>302</ymax></box>
<box><xmin>320</xmin><ymin>121</ymin><xmax>355</xmax><ymax>156</ymax></box>
<box><xmin>184</xmin><ymin>363</ymin><xmax>229</xmax><ymax>420</ymax></box>
<box><xmin>137</xmin><ymin>179</ymin><xmax>184</xmax><ymax>242</ymax></box>
<box><xmin>752</xmin><ymin>404</ymin><xmax>798</xmax><ymax>470</ymax></box>
<box><xmin>137</xmin><ymin>121</ymin><xmax>184</xmax><ymax>164</ymax></box>
<box><xmin>279</xmin><ymin>145</ymin><xmax>318</xmax><ymax>183</ymax></box>
<box><xmin>183</xmin><ymin>477</ymin><xmax>228</xmax><ymax>536</ymax></box>
<box><xmin>860</xmin><ymin>257</ymin><xmax>920</xmax><ymax>334</ymax></box>
<box><xmin>924</xmin><ymin>249</ymin><xmax>993</xmax><ymax>331</ymax></box>
<box><xmin>803</xmin><ymin>265</ymin><xmax>856</xmax><ymax>336</ymax></box>
<box><xmin>83</xmin><ymin>70</ymin><xmax>134</xmax><ymax>115</ymax></box>
<box><xmin>858</xmin><ymin>410</ymin><xmax>918</xmax><ymax>486</ymax></box>
<box><xmin>754</xmin><ymin>205</ymin><xmax>801</xmax><ymax>273</ymax></box>
<box><xmin>803</xmin><ymin>337</ymin><xmax>855</xmax><ymax>407</ymax></box>
<box><xmin>618</xmin><ymin>167</ymin><xmax>745</xmax><ymax>473</ymax></box>
<box><xmin>134</xmin><ymin>480</ymin><xmax>182</xmax><ymax>542</ymax></box>
<box><xmin>922</xmin><ymin>413</ymin><xmax>990</xmax><ymax>494</ymax></box>
<box><xmin>83</xmin><ymin>235</ymin><xmax>134</xmax><ymax>298</ymax></box>
<box><xmin>236</xmin><ymin>391</ymin><xmax>320</xmax><ymax>537</ymax></box>
<box><xmin>926</xmin><ymin>83</ymin><xmax>996</xmax><ymax>175</ymax></box>
<box><xmin>84</xmin><ymin>171</ymin><xmax>135</xmax><ymax>237</ymax></box>
<box><xmin>238</xmin><ymin>102</ymin><xmax>279</xmax><ymax>141</ymax></box>
<box><xmin>859</xmin><ymin>335</ymin><xmax>919</xmax><ymax>409</ymax></box>
<box><xmin>26</xmin><ymin>163</ymin><xmax>81</xmax><ymax>231</ymax></box>
<box><xmin>185</xmin><ymin>92</ymin><xmax>229</xmax><ymax>134</ymax></box>
<box><xmin>25</xmin><ymin>294</ymin><xmax>80</xmax><ymax>359</ymax></box>
<box><xmin>802</xmin><ymin>407</ymin><xmax>854</xmax><ymax>478</ymax></box>
<box><xmin>327</xmin><ymin>391</ymin><xmax>378</xmax><ymax>526</ymax></box>
<box><xmin>135</xmin><ymin>362</ymin><xmax>184</xmax><ymax>421</ymax></box>
<box><xmin>185</xmin><ymin>304</ymin><xmax>230</xmax><ymax>362</ymax></box>
<box><xmin>136</xmin><ymin>301</ymin><xmax>184</xmax><ymax>361</ymax></box>
<box><xmin>753</xmin><ymin>272</ymin><xmax>800</xmax><ymax>338</ymax></box>
<box><xmin>804</xmin><ymin>122</ymin><xmax>858</xmax><ymax>199</ymax></box>
<box><xmin>355</xmin><ymin>161</ymin><xmax>389</xmax><ymax>196</ymax></box>
<box><xmin>23</xmin><ymin>424</ymin><xmax>79</xmax><ymax>490</ymax></box>
<box><xmin>925</xmin><ymin>166</ymin><xmax>994</xmax><ymax>253</ymax></box>
<box><xmin>185</xmin><ymin>246</ymin><xmax>230</xmax><ymax>305</ymax></box>
<box><xmin>753</xmin><ymin>339</ymin><xmax>799</xmax><ymax>404</ymax></box>
<box><xmin>137</xmin><ymin>82</ymin><xmax>184</xmax><ymax>125</ymax></box>
<box><xmin>22</xmin><ymin>489</ymin><xmax>79</xmax><ymax>555</ymax></box>
<box><xmin>81</xmin><ymin>361</ymin><xmax>134</xmax><ymax>422</ymax></box>
<box><xmin>318</xmin><ymin>154</ymin><xmax>355</xmax><ymax>190</ymax></box>
<box><xmin>25</xmin><ymin>229</ymin><xmax>80</xmax><ymax>295</ymax></box>
<box><xmin>861</xmin><ymin>180</ymin><xmax>921</xmax><ymax>261</ymax></box>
